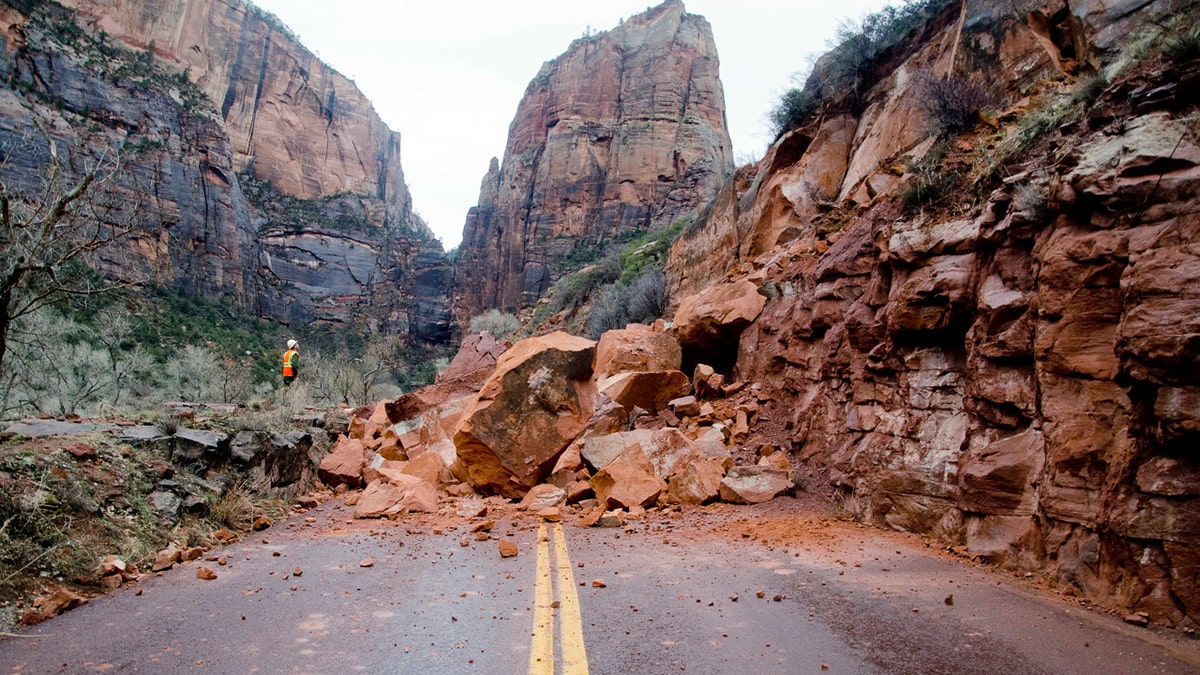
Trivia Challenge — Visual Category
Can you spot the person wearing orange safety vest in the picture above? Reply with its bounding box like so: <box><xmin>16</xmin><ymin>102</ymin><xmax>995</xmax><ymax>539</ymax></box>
<box><xmin>282</xmin><ymin>339</ymin><xmax>299</xmax><ymax>386</ymax></box>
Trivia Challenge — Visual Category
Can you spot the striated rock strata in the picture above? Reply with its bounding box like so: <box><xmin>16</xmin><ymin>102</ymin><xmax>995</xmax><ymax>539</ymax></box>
<box><xmin>0</xmin><ymin>0</ymin><xmax>452</xmax><ymax>344</ymax></box>
<box><xmin>665</xmin><ymin>0</ymin><xmax>1200</xmax><ymax>626</ymax></box>
<box><xmin>457</xmin><ymin>0</ymin><xmax>733</xmax><ymax>315</ymax></box>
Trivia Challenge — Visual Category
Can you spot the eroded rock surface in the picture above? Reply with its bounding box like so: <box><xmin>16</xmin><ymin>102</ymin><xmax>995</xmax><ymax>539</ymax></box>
<box><xmin>662</xmin><ymin>0</ymin><xmax>1200</xmax><ymax>627</ymax></box>
<box><xmin>456</xmin><ymin>0</ymin><xmax>733</xmax><ymax>314</ymax></box>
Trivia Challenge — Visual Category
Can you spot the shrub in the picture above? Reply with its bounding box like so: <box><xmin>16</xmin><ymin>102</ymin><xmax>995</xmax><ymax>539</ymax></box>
<box><xmin>584</xmin><ymin>270</ymin><xmax>670</xmax><ymax>339</ymax></box>
<box><xmin>586</xmin><ymin>284</ymin><xmax>630</xmax><ymax>339</ymax></box>
<box><xmin>914</xmin><ymin>70</ymin><xmax>992</xmax><ymax>135</ymax></box>
<box><xmin>901</xmin><ymin>140</ymin><xmax>956</xmax><ymax>210</ymax></box>
<box><xmin>769</xmin><ymin>87</ymin><xmax>820</xmax><ymax>139</ymax></box>
<box><xmin>1012</xmin><ymin>181</ymin><xmax>1050</xmax><ymax>222</ymax></box>
<box><xmin>1163</xmin><ymin>23</ymin><xmax>1200</xmax><ymax>62</ymax></box>
<box><xmin>468</xmin><ymin>309</ymin><xmax>521</xmax><ymax>339</ymax></box>
<box><xmin>626</xmin><ymin>271</ymin><xmax>668</xmax><ymax>324</ymax></box>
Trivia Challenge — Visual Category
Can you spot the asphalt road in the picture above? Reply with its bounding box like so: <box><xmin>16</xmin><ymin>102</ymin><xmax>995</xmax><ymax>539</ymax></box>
<box><xmin>2</xmin><ymin>497</ymin><xmax>1198</xmax><ymax>674</ymax></box>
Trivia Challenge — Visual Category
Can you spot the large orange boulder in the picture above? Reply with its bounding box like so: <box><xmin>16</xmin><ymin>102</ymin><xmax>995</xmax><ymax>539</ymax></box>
<box><xmin>354</xmin><ymin>474</ymin><xmax>437</xmax><ymax>519</ymax></box>
<box><xmin>591</xmin><ymin>446</ymin><xmax>666</xmax><ymax>509</ymax></box>
<box><xmin>453</xmin><ymin>332</ymin><xmax>598</xmax><ymax>497</ymax></box>
<box><xmin>435</xmin><ymin>332</ymin><xmax>511</xmax><ymax>388</ymax></box>
<box><xmin>402</xmin><ymin>452</ymin><xmax>453</xmax><ymax>488</ymax></box>
<box><xmin>668</xmin><ymin>457</ymin><xmax>726</xmax><ymax>505</ymax></box>
<box><xmin>672</xmin><ymin>279</ymin><xmax>766</xmax><ymax>365</ymax></box>
<box><xmin>597</xmin><ymin>371</ymin><xmax>692</xmax><ymax>414</ymax></box>
<box><xmin>317</xmin><ymin>437</ymin><xmax>367</xmax><ymax>488</ymax></box>
<box><xmin>594</xmin><ymin>327</ymin><xmax>683</xmax><ymax>380</ymax></box>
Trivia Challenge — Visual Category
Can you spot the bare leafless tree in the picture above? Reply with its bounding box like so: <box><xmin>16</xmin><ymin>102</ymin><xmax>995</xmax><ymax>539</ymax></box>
<box><xmin>0</xmin><ymin>128</ymin><xmax>138</xmax><ymax>371</ymax></box>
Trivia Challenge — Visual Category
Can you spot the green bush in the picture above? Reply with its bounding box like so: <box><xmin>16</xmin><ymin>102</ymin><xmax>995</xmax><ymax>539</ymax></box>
<box><xmin>901</xmin><ymin>140</ymin><xmax>956</xmax><ymax>210</ymax></box>
<box><xmin>769</xmin><ymin>87</ymin><xmax>820</xmax><ymax>139</ymax></box>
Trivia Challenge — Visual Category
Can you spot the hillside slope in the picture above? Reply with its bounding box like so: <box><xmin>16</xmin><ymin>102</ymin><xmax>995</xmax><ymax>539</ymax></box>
<box><xmin>666</xmin><ymin>0</ymin><xmax>1200</xmax><ymax>626</ymax></box>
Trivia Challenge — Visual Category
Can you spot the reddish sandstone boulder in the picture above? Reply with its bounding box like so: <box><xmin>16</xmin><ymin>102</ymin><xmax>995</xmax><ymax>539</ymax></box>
<box><xmin>591</xmin><ymin>445</ymin><xmax>666</xmax><ymax>509</ymax></box>
<box><xmin>719</xmin><ymin>466</ymin><xmax>792</xmax><ymax>504</ymax></box>
<box><xmin>673</xmin><ymin>279</ymin><xmax>766</xmax><ymax>356</ymax></box>
<box><xmin>594</xmin><ymin>326</ymin><xmax>683</xmax><ymax>380</ymax></box>
<box><xmin>668</xmin><ymin>457</ymin><xmax>726</xmax><ymax>505</ymax></box>
<box><xmin>581</xmin><ymin>430</ymin><xmax>654</xmax><ymax>472</ymax></box>
<box><xmin>436</xmin><ymin>332</ymin><xmax>511</xmax><ymax>388</ymax></box>
<box><xmin>318</xmin><ymin>437</ymin><xmax>367</xmax><ymax>488</ymax></box>
<box><xmin>354</xmin><ymin>474</ymin><xmax>437</xmax><ymax>519</ymax></box>
<box><xmin>454</xmin><ymin>332</ymin><xmax>598</xmax><ymax>497</ymax></box>
<box><xmin>598</xmin><ymin>370</ymin><xmax>692</xmax><ymax>414</ymax></box>
<box><xmin>519</xmin><ymin>484</ymin><xmax>567</xmax><ymax>511</ymax></box>
<box><xmin>402</xmin><ymin>452</ymin><xmax>452</xmax><ymax>488</ymax></box>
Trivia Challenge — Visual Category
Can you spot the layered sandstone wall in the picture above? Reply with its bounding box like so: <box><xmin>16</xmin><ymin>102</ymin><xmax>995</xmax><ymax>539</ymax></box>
<box><xmin>457</xmin><ymin>0</ymin><xmax>733</xmax><ymax>315</ymax></box>
<box><xmin>59</xmin><ymin>0</ymin><xmax>410</xmax><ymax>207</ymax></box>
<box><xmin>666</xmin><ymin>0</ymin><xmax>1200</xmax><ymax>625</ymax></box>
<box><xmin>0</xmin><ymin>1</ymin><xmax>452</xmax><ymax>345</ymax></box>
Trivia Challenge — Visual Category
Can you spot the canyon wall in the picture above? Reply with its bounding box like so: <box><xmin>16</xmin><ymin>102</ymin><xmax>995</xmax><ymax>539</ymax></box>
<box><xmin>666</xmin><ymin>0</ymin><xmax>1200</xmax><ymax>626</ymax></box>
<box><xmin>60</xmin><ymin>0</ymin><xmax>407</xmax><ymax>206</ymax></box>
<box><xmin>0</xmin><ymin>0</ymin><xmax>453</xmax><ymax>345</ymax></box>
<box><xmin>457</xmin><ymin>0</ymin><xmax>733</xmax><ymax>315</ymax></box>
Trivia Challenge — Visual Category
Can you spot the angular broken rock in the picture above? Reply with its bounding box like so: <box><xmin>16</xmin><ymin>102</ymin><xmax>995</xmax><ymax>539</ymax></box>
<box><xmin>591</xmin><ymin>446</ymin><xmax>667</xmax><ymax>509</ymax></box>
<box><xmin>359</xmin><ymin>557</ymin><xmax>376</xmax><ymax>568</ymax></box>
<box><xmin>519</xmin><ymin>483</ymin><xmax>567</xmax><ymax>511</ymax></box>
<box><xmin>669</xmin><ymin>395</ymin><xmax>701</xmax><ymax>418</ymax></box>
<box><xmin>100</xmin><ymin>555</ymin><xmax>128</xmax><ymax>576</ymax></box>
<box><xmin>641</xmin><ymin>428</ymin><xmax>705</xmax><ymax>480</ymax></box>
<box><xmin>596</xmin><ymin>510</ymin><xmax>625</xmax><ymax>528</ymax></box>
<box><xmin>196</xmin><ymin>567</ymin><xmax>218</xmax><ymax>580</ymax></box>
<box><xmin>719</xmin><ymin>466</ymin><xmax>793</xmax><ymax>504</ymax></box>
<box><xmin>597</xmin><ymin>370</ymin><xmax>692</xmax><ymax>415</ymax></box>
<box><xmin>152</xmin><ymin>545</ymin><xmax>183</xmax><ymax>572</ymax></box>
<box><xmin>593</xmin><ymin>326</ymin><xmax>682</xmax><ymax>380</ymax></box>
<box><xmin>402</xmin><ymin>451</ymin><xmax>453</xmax><ymax>487</ymax></box>
<box><xmin>34</xmin><ymin>587</ymin><xmax>87</xmax><ymax>617</ymax></box>
<box><xmin>454</xmin><ymin>332</ymin><xmax>598</xmax><ymax>497</ymax></box>
<box><xmin>318</xmin><ymin>437</ymin><xmax>367</xmax><ymax>488</ymax></box>
<box><xmin>668</xmin><ymin>457</ymin><xmax>727</xmax><ymax>505</ymax></box>
<box><xmin>252</xmin><ymin>517</ymin><xmax>272</xmax><ymax>531</ymax></box>
<box><xmin>537</xmin><ymin>507</ymin><xmax>562</xmax><ymax>522</ymax></box>
<box><xmin>498</xmin><ymin>540</ymin><xmax>519</xmax><ymax>558</ymax></box>
<box><xmin>673</xmin><ymin>279</ymin><xmax>766</xmax><ymax>357</ymax></box>
<box><xmin>757</xmin><ymin>452</ymin><xmax>794</xmax><ymax>480</ymax></box>
<box><xmin>354</xmin><ymin>475</ymin><xmax>437</xmax><ymax>519</ymax></box>
<box><xmin>581</xmin><ymin>430</ymin><xmax>654</xmax><ymax>472</ymax></box>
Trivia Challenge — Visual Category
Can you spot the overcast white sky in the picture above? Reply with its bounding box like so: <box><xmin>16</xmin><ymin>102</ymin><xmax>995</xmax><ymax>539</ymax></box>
<box><xmin>249</xmin><ymin>0</ymin><xmax>891</xmax><ymax>248</ymax></box>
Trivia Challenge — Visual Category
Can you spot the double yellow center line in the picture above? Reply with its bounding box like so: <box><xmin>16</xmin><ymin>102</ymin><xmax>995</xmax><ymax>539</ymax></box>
<box><xmin>529</xmin><ymin>523</ymin><xmax>589</xmax><ymax>674</ymax></box>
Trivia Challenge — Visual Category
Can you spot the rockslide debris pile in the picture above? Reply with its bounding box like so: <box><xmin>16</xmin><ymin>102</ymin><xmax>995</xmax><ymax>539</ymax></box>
<box><xmin>318</xmin><ymin>308</ymin><xmax>794</xmax><ymax>525</ymax></box>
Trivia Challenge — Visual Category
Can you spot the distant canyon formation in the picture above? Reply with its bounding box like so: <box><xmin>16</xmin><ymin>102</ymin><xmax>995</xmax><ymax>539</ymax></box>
<box><xmin>455</xmin><ymin>0</ymin><xmax>734</xmax><ymax>314</ymax></box>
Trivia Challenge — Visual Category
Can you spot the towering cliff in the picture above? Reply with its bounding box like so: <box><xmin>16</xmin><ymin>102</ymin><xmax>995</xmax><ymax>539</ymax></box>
<box><xmin>457</xmin><ymin>0</ymin><xmax>733</xmax><ymax>315</ymax></box>
<box><xmin>60</xmin><ymin>0</ymin><xmax>406</xmax><ymax>206</ymax></box>
<box><xmin>0</xmin><ymin>0</ymin><xmax>453</xmax><ymax>345</ymax></box>
<box><xmin>666</xmin><ymin>0</ymin><xmax>1200</xmax><ymax>625</ymax></box>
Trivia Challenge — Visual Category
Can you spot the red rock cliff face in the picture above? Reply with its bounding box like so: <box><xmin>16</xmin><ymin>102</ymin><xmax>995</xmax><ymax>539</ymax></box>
<box><xmin>667</xmin><ymin>0</ymin><xmax>1200</xmax><ymax>626</ymax></box>
<box><xmin>60</xmin><ymin>0</ymin><xmax>408</xmax><ymax>207</ymax></box>
<box><xmin>457</xmin><ymin>0</ymin><xmax>733</xmax><ymax>315</ymax></box>
<box><xmin>0</xmin><ymin>1</ymin><xmax>453</xmax><ymax>345</ymax></box>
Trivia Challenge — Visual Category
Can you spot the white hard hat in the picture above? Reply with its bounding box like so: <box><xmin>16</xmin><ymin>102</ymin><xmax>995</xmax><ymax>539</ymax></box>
<box><xmin>287</xmin><ymin>339</ymin><xmax>297</xmax><ymax>349</ymax></box>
